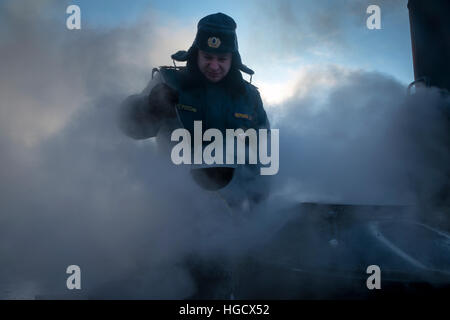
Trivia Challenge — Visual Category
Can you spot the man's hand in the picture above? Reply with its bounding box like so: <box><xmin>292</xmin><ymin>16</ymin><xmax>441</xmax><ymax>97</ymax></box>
<box><xmin>148</xmin><ymin>83</ymin><xmax>179</xmax><ymax>119</ymax></box>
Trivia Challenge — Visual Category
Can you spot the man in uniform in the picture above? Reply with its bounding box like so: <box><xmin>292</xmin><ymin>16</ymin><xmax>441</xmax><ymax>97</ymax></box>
<box><xmin>119</xmin><ymin>12</ymin><xmax>271</xmax><ymax>211</ymax></box>
<box><xmin>119</xmin><ymin>12</ymin><xmax>271</xmax><ymax>298</ymax></box>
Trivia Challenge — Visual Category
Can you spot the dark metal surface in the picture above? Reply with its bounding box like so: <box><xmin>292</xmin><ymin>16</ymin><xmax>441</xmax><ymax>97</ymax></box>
<box><xmin>234</xmin><ymin>203</ymin><xmax>450</xmax><ymax>299</ymax></box>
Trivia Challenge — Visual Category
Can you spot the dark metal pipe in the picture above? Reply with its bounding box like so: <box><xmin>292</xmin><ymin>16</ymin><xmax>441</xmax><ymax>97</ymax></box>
<box><xmin>408</xmin><ymin>0</ymin><xmax>450</xmax><ymax>92</ymax></box>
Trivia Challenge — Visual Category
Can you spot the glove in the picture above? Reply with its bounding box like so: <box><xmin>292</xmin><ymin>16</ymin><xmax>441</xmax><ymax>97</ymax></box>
<box><xmin>148</xmin><ymin>83</ymin><xmax>179</xmax><ymax>119</ymax></box>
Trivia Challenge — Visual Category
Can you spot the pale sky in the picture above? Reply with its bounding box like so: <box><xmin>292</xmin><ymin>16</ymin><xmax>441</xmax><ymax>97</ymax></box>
<box><xmin>66</xmin><ymin>0</ymin><xmax>414</xmax><ymax>105</ymax></box>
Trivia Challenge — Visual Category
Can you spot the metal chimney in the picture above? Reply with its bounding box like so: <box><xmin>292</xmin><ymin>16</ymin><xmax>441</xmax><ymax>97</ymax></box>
<box><xmin>408</xmin><ymin>0</ymin><xmax>450</xmax><ymax>92</ymax></box>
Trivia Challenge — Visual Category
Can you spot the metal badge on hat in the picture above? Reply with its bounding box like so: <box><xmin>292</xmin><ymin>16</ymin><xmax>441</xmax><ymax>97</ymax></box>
<box><xmin>207</xmin><ymin>37</ymin><xmax>221</xmax><ymax>48</ymax></box>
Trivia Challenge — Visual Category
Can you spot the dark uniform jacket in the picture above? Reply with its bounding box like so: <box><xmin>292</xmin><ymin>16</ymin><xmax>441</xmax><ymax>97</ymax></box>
<box><xmin>119</xmin><ymin>66</ymin><xmax>271</xmax><ymax>207</ymax></box>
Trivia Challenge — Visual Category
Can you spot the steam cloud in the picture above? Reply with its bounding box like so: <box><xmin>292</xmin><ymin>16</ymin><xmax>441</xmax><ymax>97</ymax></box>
<box><xmin>0</xmin><ymin>0</ymin><xmax>448</xmax><ymax>298</ymax></box>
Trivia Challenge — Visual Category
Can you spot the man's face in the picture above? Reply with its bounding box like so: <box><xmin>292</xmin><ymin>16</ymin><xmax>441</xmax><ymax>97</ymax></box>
<box><xmin>197</xmin><ymin>50</ymin><xmax>232</xmax><ymax>83</ymax></box>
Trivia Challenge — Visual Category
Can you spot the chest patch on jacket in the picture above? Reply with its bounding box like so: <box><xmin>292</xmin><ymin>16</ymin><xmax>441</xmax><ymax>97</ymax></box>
<box><xmin>177</xmin><ymin>104</ymin><xmax>197</xmax><ymax>112</ymax></box>
<box><xmin>234</xmin><ymin>112</ymin><xmax>252</xmax><ymax>120</ymax></box>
